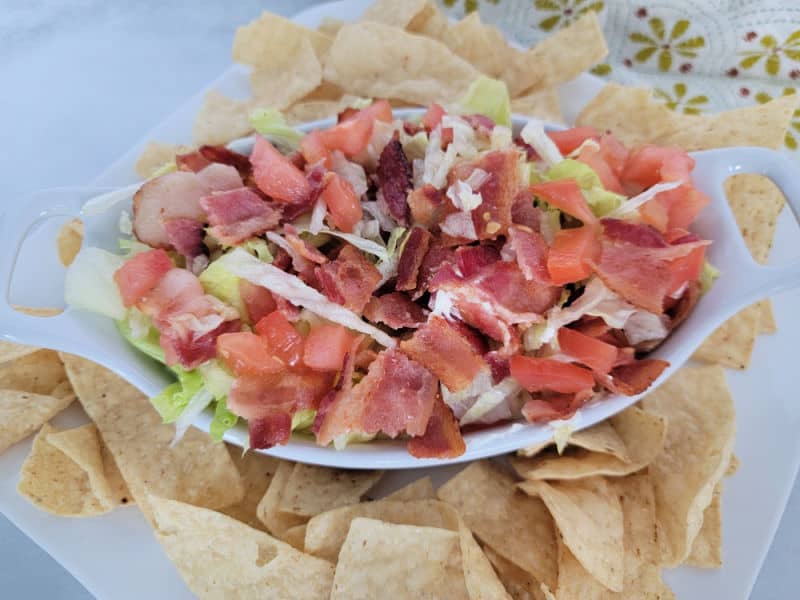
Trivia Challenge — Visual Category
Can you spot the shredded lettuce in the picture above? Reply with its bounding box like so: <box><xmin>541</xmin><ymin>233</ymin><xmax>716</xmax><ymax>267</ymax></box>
<box><xmin>607</xmin><ymin>180</ymin><xmax>683</xmax><ymax>218</ymax></box>
<box><xmin>151</xmin><ymin>367</ymin><xmax>204</xmax><ymax>423</ymax></box>
<box><xmin>400</xmin><ymin>130</ymin><xmax>428</xmax><ymax>161</ymax></box>
<box><xmin>65</xmin><ymin>247</ymin><xmax>126</xmax><ymax>319</ymax></box>
<box><xmin>460</xmin><ymin>378</ymin><xmax>522</xmax><ymax>426</ymax></box>
<box><xmin>583</xmin><ymin>187</ymin><xmax>625</xmax><ymax>217</ymax></box>
<box><xmin>149</xmin><ymin>161</ymin><xmax>177</xmax><ymax>179</ymax></box>
<box><xmin>210</xmin><ymin>398</ymin><xmax>238</xmax><ymax>442</ymax></box>
<box><xmin>546</xmin><ymin>159</ymin><xmax>624</xmax><ymax>216</ymax></box>
<box><xmin>119</xmin><ymin>238</ymin><xmax>152</xmax><ymax>257</ymax></box>
<box><xmin>458</xmin><ymin>76</ymin><xmax>512</xmax><ymax>128</ymax></box>
<box><xmin>172</xmin><ymin>387</ymin><xmax>214</xmax><ymax>445</ymax></box>
<box><xmin>700</xmin><ymin>260</ymin><xmax>720</xmax><ymax>294</ymax></box>
<box><xmin>117</xmin><ymin>315</ymin><xmax>165</xmax><ymax>363</ymax></box>
<box><xmin>291</xmin><ymin>409</ymin><xmax>316</xmax><ymax>432</ymax></box>
<box><xmin>241</xmin><ymin>238</ymin><xmax>273</xmax><ymax>262</ymax></box>
<box><xmin>197</xmin><ymin>360</ymin><xmax>234</xmax><ymax>400</ymax></box>
<box><xmin>333</xmin><ymin>430</ymin><xmax>377</xmax><ymax>450</ymax></box>
<box><xmin>294</xmin><ymin>226</ymin><xmax>389</xmax><ymax>261</ymax></box>
<box><xmin>249</xmin><ymin>108</ymin><xmax>303</xmax><ymax>150</ymax></box>
<box><xmin>198</xmin><ymin>257</ymin><xmax>247</xmax><ymax>316</ymax></box>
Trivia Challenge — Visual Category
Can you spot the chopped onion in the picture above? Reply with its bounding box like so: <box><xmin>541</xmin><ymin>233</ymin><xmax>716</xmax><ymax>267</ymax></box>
<box><xmin>308</xmin><ymin>197</ymin><xmax>327</xmax><ymax>235</ymax></box>
<box><xmin>440</xmin><ymin>211</ymin><xmax>478</xmax><ymax>240</ymax></box>
<box><xmin>520</xmin><ymin>119</ymin><xmax>562</xmax><ymax>167</ymax></box>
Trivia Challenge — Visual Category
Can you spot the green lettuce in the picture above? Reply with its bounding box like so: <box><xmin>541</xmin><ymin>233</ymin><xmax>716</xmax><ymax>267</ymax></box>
<box><xmin>545</xmin><ymin>159</ymin><xmax>624</xmax><ymax>217</ymax></box>
<box><xmin>249</xmin><ymin>108</ymin><xmax>303</xmax><ymax>149</ymax></box>
<box><xmin>117</xmin><ymin>315</ymin><xmax>165</xmax><ymax>363</ymax></box>
<box><xmin>199</xmin><ymin>257</ymin><xmax>247</xmax><ymax>316</ymax></box>
<box><xmin>291</xmin><ymin>409</ymin><xmax>316</xmax><ymax>432</ymax></box>
<box><xmin>210</xmin><ymin>398</ymin><xmax>239</xmax><ymax>442</ymax></box>
<box><xmin>458</xmin><ymin>76</ymin><xmax>512</xmax><ymax>128</ymax></box>
<box><xmin>151</xmin><ymin>367</ymin><xmax>204</xmax><ymax>423</ymax></box>
<box><xmin>241</xmin><ymin>238</ymin><xmax>273</xmax><ymax>262</ymax></box>
<box><xmin>700</xmin><ymin>260</ymin><xmax>720</xmax><ymax>294</ymax></box>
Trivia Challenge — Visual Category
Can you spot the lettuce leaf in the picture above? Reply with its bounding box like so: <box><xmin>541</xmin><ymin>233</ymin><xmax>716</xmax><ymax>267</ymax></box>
<box><xmin>546</xmin><ymin>159</ymin><xmax>624</xmax><ymax>216</ymax></box>
<box><xmin>458</xmin><ymin>76</ymin><xmax>512</xmax><ymax>128</ymax></box>
<box><xmin>64</xmin><ymin>247</ymin><xmax>126</xmax><ymax>319</ymax></box>
<box><xmin>291</xmin><ymin>409</ymin><xmax>316</xmax><ymax>432</ymax></box>
<box><xmin>700</xmin><ymin>260</ymin><xmax>720</xmax><ymax>294</ymax></box>
<box><xmin>199</xmin><ymin>256</ymin><xmax>247</xmax><ymax>316</ymax></box>
<box><xmin>151</xmin><ymin>367</ymin><xmax>204</xmax><ymax>423</ymax></box>
<box><xmin>210</xmin><ymin>398</ymin><xmax>238</xmax><ymax>442</ymax></box>
<box><xmin>249</xmin><ymin>108</ymin><xmax>303</xmax><ymax>150</ymax></box>
<box><xmin>117</xmin><ymin>314</ymin><xmax>165</xmax><ymax>363</ymax></box>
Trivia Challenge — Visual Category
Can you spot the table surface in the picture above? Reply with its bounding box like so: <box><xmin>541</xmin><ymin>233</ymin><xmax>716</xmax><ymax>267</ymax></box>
<box><xmin>0</xmin><ymin>1</ymin><xmax>797</xmax><ymax>598</ymax></box>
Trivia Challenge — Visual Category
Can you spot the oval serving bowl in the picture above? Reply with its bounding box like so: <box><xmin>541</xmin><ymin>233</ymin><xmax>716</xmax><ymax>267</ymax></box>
<box><xmin>2</xmin><ymin>109</ymin><xmax>800</xmax><ymax>469</ymax></box>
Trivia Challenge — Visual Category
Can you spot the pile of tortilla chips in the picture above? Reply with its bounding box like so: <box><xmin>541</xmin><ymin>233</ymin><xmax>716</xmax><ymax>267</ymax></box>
<box><xmin>6</xmin><ymin>0</ymin><xmax>799</xmax><ymax>598</ymax></box>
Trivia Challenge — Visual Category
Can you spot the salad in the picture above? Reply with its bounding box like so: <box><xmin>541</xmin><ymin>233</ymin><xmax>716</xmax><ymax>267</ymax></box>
<box><xmin>66</xmin><ymin>77</ymin><xmax>715</xmax><ymax>459</ymax></box>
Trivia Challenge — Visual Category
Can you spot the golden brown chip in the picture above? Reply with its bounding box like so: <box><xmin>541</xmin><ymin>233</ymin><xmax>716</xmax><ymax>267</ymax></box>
<box><xmin>17</xmin><ymin>423</ymin><xmax>109</xmax><ymax>517</ymax></box>
<box><xmin>282</xmin><ymin>524</ymin><xmax>308</xmax><ymax>551</ymax></box>
<box><xmin>520</xmin><ymin>477</ymin><xmax>624</xmax><ymax>592</ymax></box>
<box><xmin>219</xmin><ymin>445</ymin><xmax>280</xmax><ymax>530</ymax></box>
<box><xmin>193</xmin><ymin>90</ymin><xmax>255</xmax><ymax>146</ymax></box>
<box><xmin>60</xmin><ymin>354</ymin><xmax>244</xmax><ymax>520</ymax></box>
<box><xmin>759</xmin><ymin>300</ymin><xmax>777</xmax><ymax>334</ymax></box>
<box><xmin>511</xmin><ymin>90</ymin><xmax>563</xmax><ymax>124</ymax></box>
<box><xmin>330</xmin><ymin>518</ymin><xmax>469</xmax><ymax>600</ymax></box>
<box><xmin>384</xmin><ymin>476</ymin><xmax>436</xmax><ymax>500</ymax></box>
<box><xmin>406</xmin><ymin>2</ymin><xmax>449</xmax><ymax>39</ymax></box>
<box><xmin>250</xmin><ymin>36</ymin><xmax>323</xmax><ymax>110</ymax></box>
<box><xmin>726</xmin><ymin>454</ymin><xmax>741</xmax><ymax>477</ymax></box>
<box><xmin>685</xmin><ymin>483</ymin><xmax>722</xmax><ymax>568</ymax></box>
<box><xmin>232</xmin><ymin>11</ymin><xmax>331</xmax><ymax>68</ymax></box>
<box><xmin>150</xmin><ymin>495</ymin><xmax>334</xmax><ymax>600</ymax></box>
<box><xmin>0</xmin><ymin>389</ymin><xmax>74</xmax><ymax>454</ymax></box>
<box><xmin>317</xmin><ymin>17</ymin><xmax>345</xmax><ymax>37</ymax></box>
<box><xmin>256</xmin><ymin>460</ymin><xmax>308</xmax><ymax>537</ymax></box>
<box><xmin>518</xmin><ymin>420</ymin><xmax>626</xmax><ymax>459</ymax></box>
<box><xmin>100</xmin><ymin>442</ymin><xmax>132</xmax><ymax>506</ymax></box>
<box><xmin>277</xmin><ymin>463</ymin><xmax>383</xmax><ymax>518</ymax></box>
<box><xmin>361</xmin><ymin>0</ymin><xmax>430</xmax><ymax>29</ymax></box>
<box><xmin>0</xmin><ymin>341</ymin><xmax>39</xmax><ymax>366</ymax></box>
<box><xmin>693</xmin><ymin>303</ymin><xmax>761</xmax><ymax>369</ymax></box>
<box><xmin>56</xmin><ymin>218</ymin><xmax>83</xmax><ymax>267</ymax></box>
<box><xmin>438</xmin><ymin>461</ymin><xmax>558</xmax><ymax>589</ymax></box>
<box><xmin>324</xmin><ymin>22</ymin><xmax>479</xmax><ymax>106</ymax></box>
<box><xmin>134</xmin><ymin>141</ymin><xmax>193</xmax><ymax>179</ymax></box>
<box><xmin>304</xmin><ymin>498</ymin><xmax>460</xmax><ymax>562</ymax></box>
<box><xmin>505</xmin><ymin>13</ymin><xmax>608</xmax><ymax>97</ymax></box>
<box><xmin>458</xmin><ymin>525</ymin><xmax>513</xmax><ymax>600</ymax></box>
<box><xmin>483</xmin><ymin>545</ymin><xmax>548</xmax><ymax>600</ymax></box>
<box><xmin>442</xmin><ymin>12</ymin><xmax>515</xmax><ymax>82</ymax></box>
<box><xmin>0</xmin><ymin>350</ymin><xmax>71</xmax><ymax>396</ymax></box>
<box><xmin>640</xmin><ymin>365</ymin><xmax>736</xmax><ymax>567</ymax></box>
<box><xmin>616</xmin><ymin>470</ymin><xmax>659</xmax><ymax>566</ymax></box>
<box><xmin>513</xmin><ymin>407</ymin><xmax>666</xmax><ymax>480</ymax></box>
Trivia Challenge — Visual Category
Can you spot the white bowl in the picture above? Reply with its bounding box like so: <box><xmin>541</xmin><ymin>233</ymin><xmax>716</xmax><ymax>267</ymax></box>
<box><xmin>2</xmin><ymin>111</ymin><xmax>799</xmax><ymax>469</ymax></box>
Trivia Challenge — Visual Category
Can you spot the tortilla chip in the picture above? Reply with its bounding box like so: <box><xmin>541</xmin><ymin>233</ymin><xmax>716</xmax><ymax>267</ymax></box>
<box><xmin>304</xmin><ymin>498</ymin><xmax>460</xmax><ymax>562</ymax></box>
<box><xmin>520</xmin><ymin>477</ymin><xmax>624</xmax><ymax>592</ymax></box>
<box><xmin>361</xmin><ymin>0</ymin><xmax>430</xmax><ymax>29</ymax></box>
<box><xmin>277</xmin><ymin>463</ymin><xmax>383</xmax><ymax>518</ymax></box>
<box><xmin>512</xmin><ymin>90</ymin><xmax>563</xmax><ymax>124</ymax></box>
<box><xmin>693</xmin><ymin>303</ymin><xmax>761</xmax><ymax>369</ymax></box>
<box><xmin>150</xmin><ymin>495</ymin><xmax>334</xmax><ymax>600</ymax></box>
<box><xmin>250</xmin><ymin>36</ymin><xmax>323</xmax><ymax>110</ymax></box>
<box><xmin>0</xmin><ymin>389</ymin><xmax>74</xmax><ymax>454</ymax></box>
<box><xmin>324</xmin><ymin>22</ymin><xmax>479</xmax><ymax>106</ymax></box>
<box><xmin>505</xmin><ymin>13</ymin><xmax>608</xmax><ymax>97</ymax></box>
<box><xmin>0</xmin><ymin>341</ymin><xmax>38</xmax><ymax>365</ymax></box>
<box><xmin>18</xmin><ymin>423</ymin><xmax>109</xmax><ymax>516</ymax></box>
<box><xmin>233</xmin><ymin>11</ymin><xmax>331</xmax><ymax>68</ymax></box>
<box><xmin>60</xmin><ymin>354</ymin><xmax>244</xmax><ymax>520</ymax></box>
<box><xmin>442</xmin><ymin>12</ymin><xmax>515</xmax><ymax>81</ymax></box>
<box><xmin>46</xmin><ymin>423</ymin><xmax>117</xmax><ymax>511</ymax></box>
<box><xmin>640</xmin><ymin>365</ymin><xmax>736</xmax><ymax>567</ymax></box>
<box><xmin>0</xmin><ymin>350</ymin><xmax>71</xmax><ymax>396</ymax></box>
<box><xmin>406</xmin><ymin>2</ymin><xmax>449</xmax><ymax>40</ymax></box>
<box><xmin>483</xmin><ymin>545</ymin><xmax>548</xmax><ymax>600</ymax></box>
<box><xmin>330</xmin><ymin>517</ymin><xmax>469</xmax><ymax>600</ymax></box>
<box><xmin>134</xmin><ymin>141</ymin><xmax>193</xmax><ymax>179</ymax></box>
<box><xmin>518</xmin><ymin>420</ymin><xmax>626</xmax><ymax>459</ymax></box>
<box><xmin>438</xmin><ymin>461</ymin><xmax>558</xmax><ymax>589</ymax></box>
<box><xmin>685</xmin><ymin>483</ymin><xmax>722</xmax><ymax>568</ymax></box>
<box><xmin>219</xmin><ymin>446</ymin><xmax>280</xmax><ymax>530</ymax></box>
<box><xmin>193</xmin><ymin>90</ymin><xmax>254</xmax><ymax>146</ymax></box>
<box><xmin>100</xmin><ymin>442</ymin><xmax>132</xmax><ymax>505</ymax></box>
<box><xmin>459</xmin><ymin>524</ymin><xmax>513</xmax><ymax>600</ymax></box>
<box><xmin>56</xmin><ymin>218</ymin><xmax>83</xmax><ymax>267</ymax></box>
<box><xmin>317</xmin><ymin>17</ymin><xmax>344</xmax><ymax>38</ymax></box>
<box><xmin>759</xmin><ymin>300</ymin><xmax>777</xmax><ymax>334</ymax></box>
<box><xmin>576</xmin><ymin>84</ymin><xmax>678</xmax><ymax>147</ymax></box>
<box><xmin>513</xmin><ymin>407</ymin><xmax>666</xmax><ymax>480</ymax></box>
<box><xmin>726</xmin><ymin>454</ymin><xmax>740</xmax><ymax>477</ymax></box>
<box><xmin>282</xmin><ymin>524</ymin><xmax>308</xmax><ymax>551</ymax></box>
<box><xmin>256</xmin><ymin>460</ymin><xmax>308</xmax><ymax>538</ymax></box>
<box><xmin>616</xmin><ymin>470</ymin><xmax>659</xmax><ymax>566</ymax></box>
<box><xmin>384</xmin><ymin>476</ymin><xmax>436</xmax><ymax>500</ymax></box>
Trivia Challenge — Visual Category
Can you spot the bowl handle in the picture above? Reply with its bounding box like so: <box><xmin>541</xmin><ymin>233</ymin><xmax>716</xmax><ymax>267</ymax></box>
<box><xmin>691</xmin><ymin>147</ymin><xmax>800</xmax><ymax>306</ymax></box>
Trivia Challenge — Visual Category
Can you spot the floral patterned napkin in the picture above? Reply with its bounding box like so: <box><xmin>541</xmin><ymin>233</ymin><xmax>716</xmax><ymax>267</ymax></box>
<box><xmin>439</xmin><ymin>0</ymin><xmax>800</xmax><ymax>152</ymax></box>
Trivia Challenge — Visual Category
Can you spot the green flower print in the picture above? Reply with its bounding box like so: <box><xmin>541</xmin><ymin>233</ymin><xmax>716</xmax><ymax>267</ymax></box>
<box><xmin>653</xmin><ymin>83</ymin><xmax>709</xmax><ymax>115</ymax></box>
<box><xmin>739</xmin><ymin>31</ymin><xmax>800</xmax><ymax>76</ymax></box>
<box><xmin>442</xmin><ymin>0</ymin><xmax>500</xmax><ymax>14</ymax></box>
<box><xmin>755</xmin><ymin>89</ymin><xmax>800</xmax><ymax>150</ymax></box>
<box><xmin>629</xmin><ymin>18</ymin><xmax>705</xmax><ymax>71</ymax></box>
<box><xmin>591</xmin><ymin>63</ymin><xmax>612</xmax><ymax>76</ymax></box>
<box><xmin>534</xmin><ymin>0</ymin><xmax>604</xmax><ymax>32</ymax></box>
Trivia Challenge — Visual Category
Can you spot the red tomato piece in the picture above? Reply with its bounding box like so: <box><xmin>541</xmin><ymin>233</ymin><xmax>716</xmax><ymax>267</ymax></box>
<box><xmin>558</xmin><ymin>327</ymin><xmax>618</xmax><ymax>375</ymax></box>
<box><xmin>547</xmin><ymin>126</ymin><xmax>600</xmax><ymax>155</ymax></box>
<box><xmin>321</xmin><ymin>173</ymin><xmax>363</xmax><ymax>233</ymax></box>
<box><xmin>239</xmin><ymin>280</ymin><xmax>276</xmax><ymax>324</ymax></box>
<box><xmin>547</xmin><ymin>226</ymin><xmax>599</xmax><ymax>285</ymax></box>
<box><xmin>114</xmin><ymin>248</ymin><xmax>173</xmax><ymax>307</ymax></box>
<box><xmin>531</xmin><ymin>179</ymin><xmax>597</xmax><ymax>225</ymax></box>
<box><xmin>300</xmin><ymin>130</ymin><xmax>330</xmax><ymax>168</ymax></box>
<box><xmin>303</xmin><ymin>324</ymin><xmax>354</xmax><ymax>372</ymax></box>
<box><xmin>666</xmin><ymin>245</ymin><xmax>706</xmax><ymax>295</ymax></box>
<box><xmin>251</xmin><ymin>136</ymin><xmax>311</xmax><ymax>204</ymax></box>
<box><xmin>358</xmin><ymin>99</ymin><xmax>393</xmax><ymax>123</ymax></box>
<box><xmin>598</xmin><ymin>134</ymin><xmax>629</xmax><ymax>177</ymax></box>
<box><xmin>217</xmin><ymin>332</ymin><xmax>285</xmax><ymax>377</ymax></box>
<box><xmin>422</xmin><ymin>103</ymin><xmax>446</xmax><ymax>131</ymax></box>
<box><xmin>639</xmin><ymin>184</ymin><xmax>710</xmax><ymax>232</ymax></box>
<box><xmin>577</xmin><ymin>144</ymin><xmax>623</xmax><ymax>193</ymax></box>
<box><xmin>622</xmin><ymin>145</ymin><xmax>694</xmax><ymax>189</ymax></box>
<box><xmin>255</xmin><ymin>310</ymin><xmax>304</xmax><ymax>367</ymax></box>
<box><xmin>510</xmin><ymin>355</ymin><xmax>595</xmax><ymax>394</ymax></box>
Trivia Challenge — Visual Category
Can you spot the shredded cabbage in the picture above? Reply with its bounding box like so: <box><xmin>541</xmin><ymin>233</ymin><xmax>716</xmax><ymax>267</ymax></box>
<box><xmin>65</xmin><ymin>247</ymin><xmax>126</xmax><ymax>319</ymax></box>
<box><xmin>249</xmin><ymin>108</ymin><xmax>302</xmax><ymax>150</ymax></box>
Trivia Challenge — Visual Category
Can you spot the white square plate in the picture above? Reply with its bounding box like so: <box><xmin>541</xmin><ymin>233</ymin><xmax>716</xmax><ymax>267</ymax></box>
<box><xmin>1</xmin><ymin>1</ymin><xmax>799</xmax><ymax>598</ymax></box>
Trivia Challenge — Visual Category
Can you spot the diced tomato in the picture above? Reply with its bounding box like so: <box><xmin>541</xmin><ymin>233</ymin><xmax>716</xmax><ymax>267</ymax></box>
<box><xmin>255</xmin><ymin>310</ymin><xmax>304</xmax><ymax>367</ymax></box>
<box><xmin>303</xmin><ymin>324</ymin><xmax>354</xmax><ymax>372</ymax></box>
<box><xmin>321</xmin><ymin>173</ymin><xmax>363</xmax><ymax>233</ymax></box>
<box><xmin>510</xmin><ymin>355</ymin><xmax>595</xmax><ymax>394</ymax></box>
<box><xmin>640</xmin><ymin>184</ymin><xmax>710</xmax><ymax>232</ymax></box>
<box><xmin>577</xmin><ymin>144</ymin><xmax>623</xmax><ymax>193</ymax></box>
<box><xmin>558</xmin><ymin>327</ymin><xmax>618</xmax><ymax>375</ymax></box>
<box><xmin>666</xmin><ymin>244</ymin><xmax>706</xmax><ymax>295</ymax></box>
<box><xmin>300</xmin><ymin>130</ymin><xmax>330</xmax><ymax>168</ymax></box>
<box><xmin>622</xmin><ymin>145</ymin><xmax>694</xmax><ymax>189</ymax></box>
<box><xmin>547</xmin><ymin>226</ymin><xmax>599</xmax><ymax>284</ymax></box>
<box><xmin>217</xmin><ymin>332</ymin><xmax>285</xmax><ymax>377</ymax></box>
<box><xmin>547</xmin><ymin>126</ymin><xmax>600</xmax><ymax>155</ymax></box>
<box><xmin>639</xmin><ymin>196</ymin><xmax>670</xmax><ymax>232</ymax></box>
<box><xmin>320</xmin><ymin>117</ymin><xmax>372</xmax><ymax>157</ymax></box>
<box><xmin>422</xmin><ymin>103</ymin><xmax>446</xmax><ymax>131</ymax></box>
<box><xmin>113</xmin><ymin>249</ymin><xmax>173</xmax><ymax>307</ymax></box>
<box><xmin>251</xmin><ymin>136</ymin><xmax>311</xmax><ymax>204</ymax></box>
<box><xmin>530</xmin><ymin>179</ymin><xmax>597</xmax><ymax>225</ymax></box>
<box><xmin>357</xmin><ymin>99</ymin><xmax>393</xmax><ymax>124</ymax></box>
<box><xmin>239</xmin><ymin>280</ymin><xmax>276</xmax><ymax>324</ymax></box>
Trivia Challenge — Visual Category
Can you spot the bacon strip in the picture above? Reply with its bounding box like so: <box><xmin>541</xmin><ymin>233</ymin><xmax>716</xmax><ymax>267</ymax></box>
<box><xmin>198</xmin><ymin>145</ymin><xmax>253</xmax><ymax>178</ymax></box>
<box><xmin>164</xmin><ymin>218</ymin><xmax>206</xmax><ymax>262</ymax></box>
<box><xmin>522</xmin><ymin>389</ymin><xmax>593</xmax><ymax>423</ymax></box>
<box><xmin>200</xmin><ymin>187</ymin><xmax>282</xmax><ymax>245</ymax></box>
<box><xmin>176</xmin><ymin>151</ymin><xmax>212</xmax><ymax>172</ymax></box>
<box><xmin>506</xmin><ymin>226</ymin><xmax>550</xmax><ymax>284</ymax></box>
<box><xmin>363</xmin><ymin>293</ymin><xmax>427</xmax><ymax>329</ymax></box>
<box><xmin>314</xmin><ymin>244</ymin><xmax>381</xmax><ymax>313</ymax></box>
<box><xmin>284</xmin><ymin>224</ymin><xmax>327</xmax><ymax>264</ymax></box>
<box><xmin>597</xmin><ymin>359</ymin><xmax>669</xmax><ymax>396</ymax></box>
<box><xmin>407</xmin><ymin>395</ymin><xmax>466</xmax><ymax>459</ymax></box>
<box><xmin>408</xmin><ymin>185</ymin><xmax>447</xmax><ymax>228</ymax></box>
<box><xmin>376</xmin><ymin>136</ymin><xmax>412</xmax><ymax>224</ymax></box>
<box><xmin>455</xmin><ymin>244</ymin><xmax>501</xmax><ymax>278</ymax></box>
<box><xmin>396</xmin><ymin>226</ymin><xmax>432</xmax><ymax>291</ymax></box>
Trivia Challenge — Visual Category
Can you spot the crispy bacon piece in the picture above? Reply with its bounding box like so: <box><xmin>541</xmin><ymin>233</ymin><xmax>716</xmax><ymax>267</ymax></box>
<box><xmin>522</xmin><ymin>389</ymin><xmax>593</xmax><ymax>423</ymax></box>
<box><xmin>132</xmin><ymin>171</ymin><xmax>208</xmax><ymax>248</ymax></box>
<box><xmin>315</xmin><ymin>244</ymin><xmax>381</xmax><ymax>313</ymax></box>
<box><xmin>511</xmin><ymin>190</ymin><xmax>541</xmax><ymax>230</ymax></box>
<box><xmin>602</xmin><ymin>218</ymin><xmax>668</xmax><ymax>248</ymax></box>
<box><xmin>249</xmin><ymin>414</ymin><xmax>292</xmax><ymax>449</ymax></box>
<box><xmin>198</xmin><ymin>145</ymin><xmax>253</xmax><ymax>178</ymax></box>
<box><xmin>176</xmin><ymin>151</ymin><xmax>212</xmax><ymax>172</ymax></box>
<box><xmin>485</xmin><ymin>351</ymin><xmax>510</xmax><ymax>384</ymax></box>
<box><xmin>377</xmin><ymin>136</ymin><xmax>412</xmax><ymax>224</ymax></box>
<box><xmin>592</xmin><ymin>241</ymin><xmax>672</xmax><ymax>314</ymax></box>
<box><xmin>667</xmin><ymin>280</ymin><xmax>701</xmax><ymax>331</ymax></box>
<box><xmin>408</xmin><ymin>185</ymin><xmax>448</xmax><ymax>228</ymax></box>
<box><xmin>505</xmin><ymin>226</ymin><xmax>550</xmax><ymax>284</ymax></box>
<box><xmin>164</xmin><ymin>218</ymin><xmax>206</xmax><ymax>262</ymax></box>
<box><xmin>284</xmin><ymin>224</ymin><xmax>327</xmax><ymax>264</ymax></box>
<box><xmin>195</xmin><ymin>163</ymin><xmax>244</xmax><ymax>192</ymax></box>
<box><xmin>455</xmin><ymin>244</ymin><xmax>501</xmax><ymax>278</ymax></box>
<box><xmin>407</xmin><ymin>395</ymin><xmax>466</xmax><ymax>459</ymax></box>
<box><xmin>160</xmin><ymin>318</ymin><xmax>241</xmax><ymax>369</ymax></box>
<box><xmin>200</xmin><ymin>187</ymin><xmax>282</xmax><ymax>245</ymax></box>
<box><xmin>597</xmin><ymin>359</ymin><xmax>669</xmax><ymax>396</ymax></box>
<box><xmin>413</xmin><ymin>242</ymin><xmax>457</xmax><ymax>298</ymax></box>
<box><xmin>363</xmin><ymin>293</ymin><xmax>427</xmax><ymax>329</ymax></box>
<box><xmin>400</xmin><ymin>316</ymin><xmax>488</xmax><ymax>392</ymax></box>
<box><xmin>313</xmin><ymin>343</ymin><xmax>359</xmax><ymax>436</ymax></box>
<box><xmin>396</xmin><ymin>226</ymin><xmax>433</xmax><ymax>291</ymax></box>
